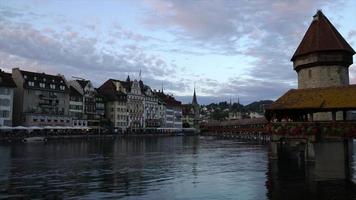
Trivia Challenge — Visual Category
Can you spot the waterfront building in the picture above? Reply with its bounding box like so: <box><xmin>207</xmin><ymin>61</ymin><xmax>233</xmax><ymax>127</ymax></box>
<box><xmin>140</xmin><ymin>81</ymin><xmax>160</xmax><ymax>128</ymax></box>
<box><xmin>69</xmin><ymin>86</ymin><xmax>86</xmax><ymax>127</ymax></box>
<box><xmin>0</xmin><ymin>69</ymin><xmax>16</xmax><ymax>127</ymax></box>
<box><xmin>156</xmin><ymin>92</ymin><xmax>167</xmax><ymax>127</ymax></box>
<box><xmin>99</xmin><ymin>79</ymin><xmax>128</xmax><ymax>131</ymax></box>
<box><xmin>69</xmin><ymin>79</ymin><xmax>101</xmax><ymax>128</ymax></box>
<box><xmin>95</xmin><ymin>89</ymin><xmax>105</xmax><ymax>126</ymax></box>
<box><xmin>156</xmin><ymin>91</ymin><xmax>182</xmax><ymax>128</ymax></box>
<box><xmin>12</xmin><ymin>68</ymin><xmax>71</xmax><ymax>126</ymax></box>
<box><xmin>126</xmin><ymin>79</ymin><xmax>145</xmax><ymax>128</ymax></box>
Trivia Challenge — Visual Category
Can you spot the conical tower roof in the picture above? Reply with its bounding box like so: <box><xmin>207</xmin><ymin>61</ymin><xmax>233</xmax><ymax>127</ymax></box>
<box><xmin>291</xmin><ymin>10</ymin><xmax>355</xmax><ymax>61</ymax></box>
<box><xmin>192</xmin><ymin>87</ymin><xmax>198</xmax><ymax>105</ymax></box>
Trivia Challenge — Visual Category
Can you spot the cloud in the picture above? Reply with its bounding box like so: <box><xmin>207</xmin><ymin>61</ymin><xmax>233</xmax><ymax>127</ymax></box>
<box><xmin>0</xmin><ymin>16</ymin><xmax>178</xmax><ymax>90</ymax></box>
<box><xmin>142</xmin><ymin>0</ymin><xmax>352</xmax><ymax>103</ymax></box>
<box><xmin>1</xmin><ymin>1</ymin><xmax>354</xmax><ymax>105</ymax></box>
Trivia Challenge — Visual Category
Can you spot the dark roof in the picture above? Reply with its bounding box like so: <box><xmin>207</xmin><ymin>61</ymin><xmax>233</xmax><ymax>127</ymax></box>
<box><xmin>266</xmin><ymin>85</ymin><xmax>356</xmax><ymax>111</ymax></box>
<box><xmin>70</xmin><ymin>86</ymin><xmax>82</xmax><ymax>97</ymax></box>
<box><xmin>291</xmin><ymin>10</ymin><xmax>355</xmax><ymax>61</ymax></box>
<box><xmin>76</xmin><ymin>80</ymin><xmax>89</xmax><ymax>89</ymax></box>
<box><xmin>20</xmin><ymin>69</ymin><xmax>66</xmax><ymax>84</ymax></box>
<box><xmin>0</xmin><ymin>70</ymin><xmax>16</xmax><ymax>88</ymax></box>
<box><xmin>155</xmin><ymin>91</ymin><xmax>181</xmax><ymax>107</ymax></box>
<box><xmin>98</xmin><ymin>79</ymin><xmax>127</xmax><ymax>102</ymax></box>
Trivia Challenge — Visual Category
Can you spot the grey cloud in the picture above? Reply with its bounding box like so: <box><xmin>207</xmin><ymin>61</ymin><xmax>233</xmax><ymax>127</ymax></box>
<box><xmin>0</xmin><ymin>19</ymin><xmax>176</xmax><ymax>89</ymax></box>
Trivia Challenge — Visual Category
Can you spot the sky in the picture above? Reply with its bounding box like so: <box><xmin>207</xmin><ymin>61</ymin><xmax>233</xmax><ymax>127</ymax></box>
<box><xmin>0</xmin><ymin>0</ymin><xmax>355</xmax><ymax>105</ymax></box>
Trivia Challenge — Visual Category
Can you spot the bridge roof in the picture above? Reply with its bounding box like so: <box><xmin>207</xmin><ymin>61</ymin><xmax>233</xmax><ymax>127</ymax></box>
<box><xmin>267</xmin><ymin>85</ymin><xmax>356</xmax><ymax>111</ymax></box>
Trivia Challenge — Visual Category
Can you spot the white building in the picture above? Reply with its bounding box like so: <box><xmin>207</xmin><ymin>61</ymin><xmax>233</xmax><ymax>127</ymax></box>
<box><xmin>0</xmin><ymin>70</ymin><xmax>16</xmax><ymax>127</ymax></box>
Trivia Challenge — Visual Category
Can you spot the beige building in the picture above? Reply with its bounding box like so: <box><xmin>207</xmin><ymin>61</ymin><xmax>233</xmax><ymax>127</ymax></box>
<box><xmin>99</xmin><ymin>79</ymin><xmax>128</xmax><ymax>130</ymax></box>
<box><xmin>12</xmin><ymin>68</ymin><xmax>71</xmax><ymax>127</ymax></box>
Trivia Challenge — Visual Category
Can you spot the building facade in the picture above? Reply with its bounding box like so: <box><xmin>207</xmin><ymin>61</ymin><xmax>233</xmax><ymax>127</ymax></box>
<box><xmin>69</xmin><ymin>86</ymin><xmax>86</xmax><ymax>127</ymax></box>
<box><xmin>12</xmin><ymin>68</ymin><xmax>71</xmax><ymax>127</ymax></box>
<box><xmin>0</xmin><ymin>70</ymin><xmax>16</xmax><ymax>127</ymax></box>
<box><xmin>99</xmin><ymin>79</ymin><xmax>128</xmax><ymax>130</ymax></box>
<box><xmin>156</xmin><ymin>91</ymin><xmax>182</xmax><ymax>128</ymax></box>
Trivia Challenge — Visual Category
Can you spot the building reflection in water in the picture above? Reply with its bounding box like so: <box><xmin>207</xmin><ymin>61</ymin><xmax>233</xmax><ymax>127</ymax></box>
<box><xmin>266</xmin><ymin>140</ymin><xmax>356</xmax><ymax>200</ymax></box>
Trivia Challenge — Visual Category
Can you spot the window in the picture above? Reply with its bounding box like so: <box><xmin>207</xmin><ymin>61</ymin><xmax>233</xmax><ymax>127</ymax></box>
<box><xmin>50</xmin><ymin>84</ymin><xmax>56</xmax><ymax>89</ymax></box>
<box><xmin>24</xmin><ymin>75</ymin><xmax>27</xmax><ymax>79</ymax></box>
<box><xmin>34</xmin><ymin>77</ymin><xmax>37</xmax><ymax>80</ymax></box>
<box><xmin>40</xmin><ymin>83</ymin><xmax>45</xmax><ymax>88</ymax></box>
<box><xmin>0</xmin><ymin>110</ymin><xmax>9</xmax><ymax>118</ymax></box>
<box><xmin>60</xmin><ymin>85</ymin><xmax>65</xmax><ymax>90</ymax></box>
<box><xmin>28</xmin><ymin>81</ymin><xmax>35</xmax><ymax>86</ymax></box>
<box><xmin>308</xmin><ymin>70</ymin><xmax>312</xmax><ymax>79</ymax></box>
<box><xmin>0</xmin><ymin>99</ymin><xmax>10</xmax><ymax>106</ymax></box>
<box><xmin>43</xmin><ymin>78</ymin><xmax>46</xmax><ymax>81</ymax></box>
<box><xmin>0</xmin><ymin>88</ymin><xmax>10</xmax><ymax>95</ymax></box>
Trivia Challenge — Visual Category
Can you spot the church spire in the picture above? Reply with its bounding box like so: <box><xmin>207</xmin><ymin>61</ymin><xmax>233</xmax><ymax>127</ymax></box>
<box><xmin>126</xmin><ymin>75</ymin><xmax>130</xmax><ymax>82</ymax></box>
<box><xmin>192</xmin><ymin>86</ymin><xmax>198</xmax><ymax>105</ymax></box>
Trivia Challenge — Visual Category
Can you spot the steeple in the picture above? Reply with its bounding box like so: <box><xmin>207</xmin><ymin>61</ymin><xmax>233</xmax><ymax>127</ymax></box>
<box><xmin>192</xmin><ymin>86</ymin><xmax>198</xmax><ymax>105</ymax></box>
<box><xmin>126</xmin><ymin>75</ymin><xmax>130</xmax><ymax>82</ymax></box>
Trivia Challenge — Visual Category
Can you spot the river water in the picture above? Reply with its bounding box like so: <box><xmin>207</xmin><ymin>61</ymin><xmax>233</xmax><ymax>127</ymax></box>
<box><xmin>0</xmin><ymin>136</ymin><xmax>355</xmax><ymax>199</ymax></box>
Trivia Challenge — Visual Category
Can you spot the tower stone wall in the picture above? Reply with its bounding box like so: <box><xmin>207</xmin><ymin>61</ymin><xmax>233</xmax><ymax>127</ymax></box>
<box><xmin>298</xmin><ymin>65</ymin><xmax>349</xmax><ymax>89</ymax></box>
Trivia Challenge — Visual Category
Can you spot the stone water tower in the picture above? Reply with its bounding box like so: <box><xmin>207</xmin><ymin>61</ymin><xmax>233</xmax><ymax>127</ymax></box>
<box><xmin>291</xmin><ymin>10</ymin><xmax>355</xmax><ymax>89</ymax></box>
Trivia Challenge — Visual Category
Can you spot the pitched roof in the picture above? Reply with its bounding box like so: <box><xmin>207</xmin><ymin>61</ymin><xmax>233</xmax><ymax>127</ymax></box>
<box><xmin>70</xmin><ymin>86</ymin><xmax>82</xmax><ymax>97</ymax></box>
<box><xmin>19</xmin><ymin>69</ymin><xmax>66</xmax><ymax>84</ymax></box>
<box><xmin>98</xmin><ymin>79</ymin><xmax>127</xmax><ymax>102</ymax></box>
<box><xmin>291</xmin><ymin>10</ymin><xmax>355</xmax><ymax>61</ymax></box>
<box><xmin>76</xmin><ymin>80</ymin><xmax>89</xmax><ymax>89</ymax></box>
<box><xmin>267</xmin><ymin>85</ymin><xmax>356</xmax><ymax>111</ymax></box>
<box><xmin>0</xmin><ymin>70</ymin><xmax>16</xmax><ymax>88</ymax></box>
<box><xmin>155</xmin><ymin>91</ymin><xmax>181</xmax><ymax>106</ymax></box>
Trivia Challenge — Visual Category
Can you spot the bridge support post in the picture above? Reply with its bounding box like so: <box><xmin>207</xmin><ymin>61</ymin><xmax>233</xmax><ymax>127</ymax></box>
<box><xmin>270</xmin><ymin>135</ymin><xmax>280</xmax><ymax>159</ymax></box>
<box><xmin>310</xmin><ymin>139</ymin><xmax>353</xmax><ymax>181</ymax></box>
<box><xmin>305</xmin><ymin>140</ymin><xmax>315</xmax><ymax>162</ymax></box>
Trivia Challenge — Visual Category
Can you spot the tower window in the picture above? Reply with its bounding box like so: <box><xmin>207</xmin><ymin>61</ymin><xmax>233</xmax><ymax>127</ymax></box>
<box><xmin>308</xmin><ymin>70</ymin><xmax>312</xmax><ymax>79</ymax></box>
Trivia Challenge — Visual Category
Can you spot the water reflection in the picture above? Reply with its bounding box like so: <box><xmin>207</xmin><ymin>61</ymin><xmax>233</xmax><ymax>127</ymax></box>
<box><xmin>0</xmin><ymin>137</ymin><xmax>354</xmax><ymax>199</ymax></box>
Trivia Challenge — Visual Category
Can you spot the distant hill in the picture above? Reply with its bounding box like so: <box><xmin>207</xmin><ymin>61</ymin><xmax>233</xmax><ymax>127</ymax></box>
<box><xmin>244</xmin><ymin>100</ymin><xmax>274</xmax><ymax>113</ymax></box>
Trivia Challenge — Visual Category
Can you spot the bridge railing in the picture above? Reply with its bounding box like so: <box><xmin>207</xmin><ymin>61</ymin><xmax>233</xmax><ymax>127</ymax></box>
<box><xmin>268</xmin><ymin>121</ymin><xmax>356</xmax><ymax>138</ymax></box>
